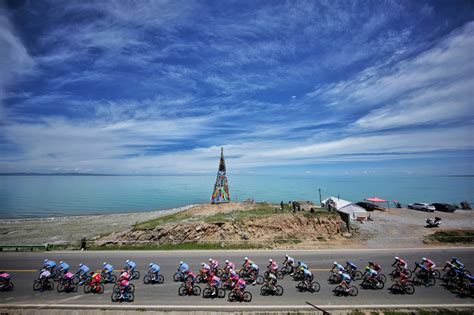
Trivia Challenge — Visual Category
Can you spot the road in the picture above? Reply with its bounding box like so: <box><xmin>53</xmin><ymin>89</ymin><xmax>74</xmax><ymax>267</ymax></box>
<box><xmin>1</xmin><ymin>247</ymin><xmax>473</xmax><ymax>311</ymax></box>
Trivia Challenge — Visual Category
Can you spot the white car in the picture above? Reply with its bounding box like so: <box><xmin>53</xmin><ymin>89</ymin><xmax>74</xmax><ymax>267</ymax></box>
<box><xmin>407</xmin><ymin>203</ymin><xmax>435</xmax><ymax>212</ymax></box>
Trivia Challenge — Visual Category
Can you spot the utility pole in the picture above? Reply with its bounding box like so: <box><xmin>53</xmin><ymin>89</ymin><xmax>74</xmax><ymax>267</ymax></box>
<box><xmin>318</xmin><ymin>188</ymin><xmax>322</xmax><ymax>206</ymax></box>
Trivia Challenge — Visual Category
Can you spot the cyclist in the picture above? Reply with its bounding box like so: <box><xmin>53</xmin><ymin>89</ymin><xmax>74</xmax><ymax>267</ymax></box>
<box><xmin>302</xmin><ymin>268</ymin><xmax>314</xmax><ymax>286</ymax></box>
<box><xmin>125</xmin><ymin>260</ymin><xmax>137</xmax><ymax>273</ymax></box>
<box><xmin>368</xmin><ymin>260</ymin><xmax>382</xmax><ymax>273</ymax></box>
<box><xmin>233</xmin><ymin>277</ymin><xmax>247</xmax><ymax>299</ymax></box>
<box><xmin>90</xmin><ymin>271</ymin><xmax>102</xmax><ymax>291</ymax></box>
<box><xmin>422</xmin><ymin>257</ymin><xmax>436</xmax><ymax>273</ymax></box>
<box><xmin>297</xmin><ymin>261</ymin><xmax>308</xmax><ymax>270</ymax></box>
<box><xmin>102</xmin><ymin>262</ymin><xmax>114</xmax><ymax>281</ymax></box>
<box><xmin>265</xmin><ymin>270</ymin><xmax>278</xmax><ymax>292</ymax></box>
<box><xmin>178</xmin><ymin>261</ymin><xmax>190</xmax><ymax>274</ymax></box>
<box><xmin>209</xmin><ymin>274</ymin><xmax>221</xmax><ymax>296</ymax></box>
<box><xmin>149</xmin><ymin>262</ymin><xmax>161</xmax><ymax>280</ymax></box>
<box><xmin>249</xmin><ymin>262</ymin><xmax>260</xmax><ymax>285</ymax></box>
<box><xmin>118</xmin><ymin>277</ymin><xmax>130</xmax><ymax>298</ymax></box>
<box><xmin>225</xmin><ymin>260</ymin><xmax>235</xmax><ymax>271</ymax></box>
<box><xmin>346</xmin><ymin>261</ymin><xmax>358</xmax><ymax>273</ymax></box>
<box><xmin>397</xmin><ymin>268</ymin><xmax>409</xmax><ymax>286</ymax></box>
<box><xmin>365</xmin><ymin>266</ymin><xmax>379</xmax><ymax>284</ymax></box>
<box><xmin>339</xmin><ymin>271</ymin><xmax>352</xmax><ymax>292</ymax></box>
<box><xmin>200</xmin><ymin>262</ymin><xmax>211</xmax><ymax>280</ymax></box>
<box><xmin>77</xmin><ymin>263</ymin><xmax>90</xmax><ymax>276</ymax></box>
<box><xmin>209</xmin><ymin>258</ymin><xmax>219</xmax><ymax>272</ymax></box>
<box><xmin>243</xmin><ymin>257</ymin><xmax>253</xmax><ymax>269</ymax></box>
<box><xmin>267</xmin><ymin>259</ymin><xmax>278</xmax><ymax>273</ymax></box>
<box><xmin>331</xmin><ymin>261</ymin><xmax>345</xmax><ymax>273</ymax></box>
<box><xmin>58</xmin><ymin>261</ymin><xmax>70</xmax><ymax>273</ymax></box>
<box><xmin>43</xmin><ymin>259</ymin><xmax>57</xmax><ymax>270</ymax></box>
<box><xmin>185</xmin><ymin>270</ymin><xmax>196</xmax><ymax>284</ymax></box>
<box><xmin>38</xmin><ymin>267</ymin><xmax>51</xmax><ymax>291</ymax></box>
<box><xmin>392</xmin><ymin>256</ymin><xmax>408</xmax><ymax>270</ymax></box>
<box><xmin>283</xmin><ymin>254</ymin><xmax>296</xmax><ymax>274</ymax></box>
<box><xmin>451</xmin><ymin>257</ymin><xmax>464</xmax><ymax>270</ymax></box>
<box><xmin>229</xmin><ymin>269</ymin><xmax>239</xmax><ymax>286</ymax></box>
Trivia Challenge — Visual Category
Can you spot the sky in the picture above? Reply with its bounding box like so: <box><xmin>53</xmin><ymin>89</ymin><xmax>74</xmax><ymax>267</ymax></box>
<box><xmin>0</xmin><ymin>0</ymin><xmax>473</xmax><ymax>175</ymax></box>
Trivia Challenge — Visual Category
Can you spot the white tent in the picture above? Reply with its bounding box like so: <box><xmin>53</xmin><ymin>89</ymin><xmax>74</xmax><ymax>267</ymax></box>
<box><xmin>321</xmin><ymin>196</ymin><xmax>352</xmax><ymax>210</ymax></box>
<box><xmin>339</xmin><ymin>203</ymin><xmax>367</xmax><ymax>221</ymax></box>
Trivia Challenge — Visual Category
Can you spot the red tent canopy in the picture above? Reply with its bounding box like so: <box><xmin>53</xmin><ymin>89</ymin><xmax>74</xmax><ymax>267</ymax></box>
<box><xmin>365</xmin><ymin>197</ymin><xmax>387</xmax><ymax>203</ymax></box>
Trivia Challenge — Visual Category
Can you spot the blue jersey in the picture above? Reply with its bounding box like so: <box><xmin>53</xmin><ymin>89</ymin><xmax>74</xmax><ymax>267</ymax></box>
<box><xmin>334</xmin><ymin>263</ymin><xmax>344</xmax><ymax>271</ymax></box>
<box><xmin>103</xmin><ymin>264</ymin><xmax>114</xmax><ymax>273</ymax></box>
<box><xmin>303</xmin><ymin>268</ymin><xmax>312</xmax><ymax>279</ymax></box>
<box><xmin>299</xmin><ymin>262</ymin><xmax>308</xmax><ymax>270</ymax></box>
<box><xmin>44</xmin><ymin>260</ymin><xmax>56</xmax><ymax>269</ymax></box>
<box><xmin>179</xmin><ymin>263</ymin><xmax>189</xmax><ymax>273</ymax></box>
<box><xmin>126</xmin><ymin>261</ymin><xmax>137</xmax><ymax>270</ymax></box>
<box><xmin>367</xmin><ymin>268</ymin><xmax>378</xmax><ymax>276</ymax></box>
<box><xmin>150</xmin><ymin>264</ymin><xmax>160</xmax><ymax>273</ymax></box>
<box><xmin>59</xmin><ymin>262</ymin><xmax>70</xmax><ymax>271</ymax></box>
<box><xmin>346</xmin><ymin>261</ymin><xmax>357</xmax><ymax>270</ymax></box>
<box><xmin>78</xmin><ymin>265</ymin><xmax>90</xmax><ymax>274</ymax></box>
<box><xmin>341</xmin><ymin>272</ymin><xmax>351</xmax><ymax>282</ymax></box>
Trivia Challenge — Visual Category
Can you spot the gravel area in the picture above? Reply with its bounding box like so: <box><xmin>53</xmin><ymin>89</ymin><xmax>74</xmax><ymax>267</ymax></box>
<box><xmin>355</xmin><ymin>207</ymin><xmax>474</xmax><ymax>248</ymax></box>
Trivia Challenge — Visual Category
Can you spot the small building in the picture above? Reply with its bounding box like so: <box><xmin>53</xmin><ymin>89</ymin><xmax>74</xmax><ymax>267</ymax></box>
<box><xmin>322</xmin><ymin>196</ymin><xmax>367</xmax><ymax>221</ymax></box>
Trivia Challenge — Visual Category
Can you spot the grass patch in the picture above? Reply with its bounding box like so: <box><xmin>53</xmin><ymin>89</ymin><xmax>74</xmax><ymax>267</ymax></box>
<box><xmin>133</xmin><ymin>211</ymin><xmax>192</xmax><ymax>230</ymax></box>
<box><xmin>424</xmin><ymin>229</ymin><xmax>474</xmax><ymax>244</ymax></box>
<box><xmin>204</xmin><ymin>204</ymin><xmax>277</xmax><ymax>223</ymax></box>
<box><xmin>274</xmin><ymin>235</ymin><xmax>302</xmax><ymax>244</ymax></box>
<box><xmin>89</xmin><ymin>242</ymin><xmax>264</xmax><ymax>251</ymax></box>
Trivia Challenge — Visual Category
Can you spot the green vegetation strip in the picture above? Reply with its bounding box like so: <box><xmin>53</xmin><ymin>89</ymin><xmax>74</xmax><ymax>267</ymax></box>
<box><xmin>89</xmin><ymin>242</ymin><xmax>263</xmax><ymax>251</ymax></box>
<box><xmin>424</xmin><ymin>230</ymin><xmax>474</xmax><ymax>244</ymax></box>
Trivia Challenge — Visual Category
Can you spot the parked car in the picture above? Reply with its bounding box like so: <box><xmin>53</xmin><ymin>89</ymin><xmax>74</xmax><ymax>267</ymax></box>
<box><xmin>407</xmin><ymin>203</ymin><xmax>435</xmax><ymax>212</ymax></box>
<box><xmin>431</xmin><ymin>203</ymin><xmax>456</xmax><ymax>213</ymax></box>
<box><xmin>356</xmin><ymin>202</ymin><xmax>377</xmax><ymax>211</ymax></box>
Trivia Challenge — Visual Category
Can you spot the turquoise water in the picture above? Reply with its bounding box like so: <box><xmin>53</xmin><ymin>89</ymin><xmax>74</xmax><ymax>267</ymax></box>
<box><xmin>0</xmin><ymin>175</ymin><xmax>472</xmax><ymax>218</ymax></box>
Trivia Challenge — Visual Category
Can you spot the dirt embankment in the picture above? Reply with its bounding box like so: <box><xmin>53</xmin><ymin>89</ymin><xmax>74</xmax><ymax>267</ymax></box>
<box><xmin>95</xmin><ymin>203</ymin><xmax>345</xmax><ymax>248</ymax></box>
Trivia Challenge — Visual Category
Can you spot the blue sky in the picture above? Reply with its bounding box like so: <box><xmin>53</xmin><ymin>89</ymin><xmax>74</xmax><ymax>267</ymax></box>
<box><xmin>0</xmin><ymin>0</ymin><xmax>473</xmax><ymax>175</ymax></box>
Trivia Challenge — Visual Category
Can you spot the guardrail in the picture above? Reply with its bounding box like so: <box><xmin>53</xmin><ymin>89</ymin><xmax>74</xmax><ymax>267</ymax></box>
<box><xmin>0</xmin><ymin>244</ymin><xmax>50</xmax><ymax>252</ymax></box>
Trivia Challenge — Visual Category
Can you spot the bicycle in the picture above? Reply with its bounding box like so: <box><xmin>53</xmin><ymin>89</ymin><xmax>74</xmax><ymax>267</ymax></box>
<box><xmin>33</xmin><ymin>277</ymin><xmax>54</xmax><ymax>292</ymax></box>
<box><xmin>111</xmin><ymin>286</ymin><xmax>134</xmax><ymax>302</ymax></box>
<box><xmin>178</xmin><ymin>281</ymin><xmax>201</xmax><ymax>296</ymax></box>
<box><xmin>260</xmin><ymin>283</ymin><xmax>284</xmax><ymax>296</ymax></box>
<box><xmin>228</xmin><ymin>289</ymin><xmax>252</xmax><ymax>302</ymax></box>
<box><xmin>296</xmin><ymin>280</ymin><xmax>320</xmax><ymax>293</ymax></box>
<box><xmin>143</xmin><ymin>270</ymin><xmax>164</xmax><ymax>284</ymax></box>
<box><xmin>334</xmin><ymin>283</ymin><xmax>358</xmax><ymax>296</ymax></box>
<box><xmin>390</xmin><ymin>281</ymin><xmax>415</xmax><ymax>295</ymax></box>
<box><xmin>202</xmin><ymin>285</ymin><xmax>226</xmax><ymax>298</ymax></box>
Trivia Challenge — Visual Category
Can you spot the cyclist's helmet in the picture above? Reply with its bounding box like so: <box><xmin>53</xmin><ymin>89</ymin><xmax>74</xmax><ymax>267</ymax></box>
<box><xmin>338</xmin><ymin>271</ymin><xmax>343</xmax><ymax>275</ymax></box>
<box><xmin>368</xmin><ymin>260</ymin><xmax>373</xmax><ymax>265</ymax></box>
<box><xmin>285</xmin><ymin>254</ymin><xmax>288</xmax><ymax>258</ymax></box>
<box><xmin>394</xmin><ymin>256</ymin><xmax>399</xmax><ymax>261</ymax></box>
<box><xmin>179</xmin><ymin>261</ymin><xmax>183</xmax><ymax>265</ymax></box>
<box><xmin>149</xmin><ymin>263</ymin><xmax>153</xmax><ymax>267</ymax></box>
<box><xmin>244</xmin><ymin>257</ymin><xmax>248</xmax><ymax>260</ymax></box>
<box><xmin>422</xmin><ymin>257</ymin><xmax>427</xmax><ymax>261</ymax></box>
<box><xmin>333</xmin><ymin>261</ymin><xmax>338</xmax><ymax>265</ymax></box>
<box><xmin>59</xmin><ymin>261</ymin><xmax>64</xmax><ymax>264</ymax></box>
<box><xmin>365</xmin><ymin>266</ymin><xmax>370</xmax><ymax>271</ymax></box>
<box><xmin>79</xmin><ymin>263</ymin><xmax>83</xmax><ymax>267</ymax></box>
<box><xmin>44</xmin><ymin>259</ymin><xmax>48</xmax><ymax>263</ymax></box>
<box><xmin>201</xmin><ymin>262</ymin><xmax>205</xmax><ymax>266</ymax></box>
<box><xmin>209</xmin><ymin>258</ymin><xmax>213</xmax><ymax>262</ymax></box>
<box><xmin>225</xmin><ymin>260</ymin><xmax>229</xmax><ymax>264</ymax></box>
<box><xmin>269</xmin><ymin>259</ymin><xmax>272</xmax><ymax>262</ymax></box>
<box><xmin>103</xmin><ymin>262</ymin><xmax>107</xmax><ymax>266</ymax></box>
<box><xmin>126</xmin><ymin>259</ymin><xmax>130</xmax><ymax>263</ymax></box>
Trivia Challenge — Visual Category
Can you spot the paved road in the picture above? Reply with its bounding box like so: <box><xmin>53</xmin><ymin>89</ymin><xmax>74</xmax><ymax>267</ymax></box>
<box><xmin>1</xmin><ymin>247</ymin><xmax>473</xmax><ymax>310</ymax></box>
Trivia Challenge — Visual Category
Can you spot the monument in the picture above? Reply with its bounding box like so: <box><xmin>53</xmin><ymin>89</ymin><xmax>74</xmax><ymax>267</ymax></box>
<box><xmin>210</xmin><ymin>147</ymin><xmax>230</xmax><ymax>203</ymax></box>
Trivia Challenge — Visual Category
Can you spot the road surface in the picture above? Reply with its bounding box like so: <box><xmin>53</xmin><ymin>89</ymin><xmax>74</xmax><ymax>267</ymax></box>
<box><xmin>1</xmin><ymin>247</ymin><xmax>473</xmax><ymax>311</ymax></box>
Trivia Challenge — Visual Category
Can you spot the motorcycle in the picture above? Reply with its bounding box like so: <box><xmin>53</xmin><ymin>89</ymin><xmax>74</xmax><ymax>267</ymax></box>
<box><xmin>426</xmin><ymin>217</ymin><xmax>442</xmax><ymax>228</ymax></box>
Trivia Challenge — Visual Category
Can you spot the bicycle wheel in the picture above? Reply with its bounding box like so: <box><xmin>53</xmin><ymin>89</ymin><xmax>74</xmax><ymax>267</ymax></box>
<box><xmin>47</xmin><ymin>280</ymin><xmax>54</xmax><ymax>290</ymax></box>
<box><xmin>193</xmin><ymin>285</ymin><xmax>201</xmax><ymax>296</ymax></box>
<box><xmin>311</xmin><ymin>281</ymin><xmax>320</xmax><ymax>293</ymax></box>
<box><xmin>256</xmin><ymin>275</ymin><xmax>264</xmax><ymax>285</ymax></box>
<box><xmin>202</xmin><ymin>287</ymin><xmax>211</xmax><ymax>298</ymax></box>
<box><xmin>173</xmin><ymin>271</ymin><xmax>180</xmax><ymax>282</ymax></box>
<box><xmin>349</xmin><ymin>286</ymin><xmax>358</xmax><ymax>296</ymax></box>
<box><xmin>276</xmin><ymin>270</ymin><xmax>284</xmax><ymax>280</ymax></box>
<box><xmin>84</xmin><ymin>284</ymin><xmax>91</xmax><ymax>294</ymax></box>
<box><xmin>143</xmin><ymin>275</ymin><xmax>150</xmax><ymax>284</ymax></box>
<box><xmin>275</xmin><ymin>285</ymin><xmax>284</xmax><ymax>296</ymax></box>
<box><xmin>378</xmin><ymin>274</ymin><xmax>387</xmax><ymax>283</ymax></box>
<box><xmin>228</xmin><ymin>291</ymin><xmax>236</xmax><ymax>302</ymax></box>
<box><xmin>412</xmin><ymin>275</ymin><xmax>422</xmax><ymax>286</ymax></box>
<box><xmin>463</xmin><ymin>269</ymin><xmax>471</xmax><ymax>276</ymax></box>
<box><xmin>178</xmin><ymin>286</ymin><xmax>187</xmax><ymax>296</ymax></box>
<box><xmin>217</xmin><ymin>288</ymin><xmax>226</xmax><ymax>298</ymax></box>
<box><xmin>33</xmin><ymin>280</ymin><xmax>42</xmax><ymax>291</ymax></box>
<box><xmin>243</xmin><ymin>291</ymin><xmax>252</xmax><ymax>302</ymax></box>
<box><xmin>297</xmin><ymin>281</ymin><xmax>306</xmax><ymax>292</ymax></box>
<box><xmin>157</xmin><ymin>275</ymin><xmax>164</xmax><ymax>284</ymax></box>
<box><xmin>127</xmin><ymin>292</ymin><xmax>134</xmax><ymax>302</ymax></box>
<box><xmin>353</xmin><ymin>271</ymin><xmax>363</xmax><ymax>281</ymax></box>
<box><xmin>390</xmin><ymin>283</ymin><xmax>401</xmax><ymax>294</ymax></box>
<box><xmin>111</xmin><ymin>291</ymin><xmax>120</xmax><ymax>302</ymax></box>
<box><xmin>406</xmin><ymin>269</ymin><xmax>412</xmax><ymax>278</ymax></box>
<box><xmin>72</xmin><ymin>276</ymin><xmax>80</xmax><ymax>285</ymax></box>
<box><xmin>260</xmin><ymin>284</ymin><xmax>270</xmax><ymax>296</ymax></box>
<box><xmin>433</xmin><ymin>270</ymin><xmax>440</xmax><ymax>279</ymax></box>
<box><xmin>5</xmin><ymin>282</ymin><xmax>13</xmax><ymax>291</ymax></box>
<box><xmin>195</xmin><ymin>275</ymin><xmax>203</xmax><ymax>283</ymax></box>
<box><xmin>97</xmin><ymin>284</ymin><xmax>105</xmax><ymax>294</ymax></box>
<box><xmin>426</xmin><ymin>277</ymin><xmax>435</xmax><ymax>287</ymax></box>
<box><xmin>129</xmin><ymin>283</ymin><xmax>135</xmax><ymax>293</ymax></box>
<box><xmin>328</xmin><ymin>274</ymin><xmax>337</xmax><ymax>284</ymax></box>
<box><xmin>133</xmin><ymin>271</ymin><xmax>140</xmax><ymax>280</ymax></box>
<box><xmin>405</xmin><ymin>283</ymin><xmax>415</xmax><ymax>295</ymax></box>
<box><xmin>264</xmin><ymin>271</ymin><xmax>270</xmax><ymax>278</ymax></box>
<box><xmin>334</xmin><ymin>285</ymin><xmax>344</xmax><ymax>296</ymax></box>
<box><xmin>57</xmin><ymin>283</ymin><xmax>64</xmax><ymax>293</ymax></box>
